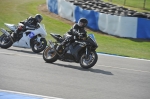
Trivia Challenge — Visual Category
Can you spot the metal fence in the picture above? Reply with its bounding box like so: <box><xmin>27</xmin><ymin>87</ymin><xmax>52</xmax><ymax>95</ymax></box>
<box><xmin>103</xmin><ymin>0</ymin><xmax>150</xmax><ymax>10</ymax></box>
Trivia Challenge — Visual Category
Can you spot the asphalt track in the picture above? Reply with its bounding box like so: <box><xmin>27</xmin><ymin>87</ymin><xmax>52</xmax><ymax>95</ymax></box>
<box><xmin>0</xmin><ymin>47</ymin><xmax>150</xmax><ymax>99</ymax></box>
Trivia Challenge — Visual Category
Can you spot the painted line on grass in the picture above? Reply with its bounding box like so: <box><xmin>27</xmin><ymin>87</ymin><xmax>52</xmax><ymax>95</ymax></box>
<box><xmin>0</xmin><ymin>89</ymin><xmax>64</xmax><ymax>99</ymax></box>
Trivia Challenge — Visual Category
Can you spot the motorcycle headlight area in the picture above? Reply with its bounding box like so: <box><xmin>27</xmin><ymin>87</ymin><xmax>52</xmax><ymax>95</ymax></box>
<box><xmin>79</xmin><ymin>42</ymin><xmax>86</xmax><ymax>47</ymax></box>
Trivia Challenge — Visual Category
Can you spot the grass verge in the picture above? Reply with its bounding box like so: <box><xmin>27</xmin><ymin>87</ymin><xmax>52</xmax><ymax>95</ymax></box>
<box><xmin>103</xmin><ymin>0</ymin><xmax>150</xmax><ymax>12</ymax></box>
<box><xmin>0</xmin><ymin>0</ymin><xmax>150</xmax><ymax>60</ymax></box>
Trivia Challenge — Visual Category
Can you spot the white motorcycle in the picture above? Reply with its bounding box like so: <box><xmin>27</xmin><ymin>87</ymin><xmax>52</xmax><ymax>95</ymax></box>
<box><xmin>0</xmin><ymin>23</ymin><xmax>47</xmax><ymax>53</ymax></box>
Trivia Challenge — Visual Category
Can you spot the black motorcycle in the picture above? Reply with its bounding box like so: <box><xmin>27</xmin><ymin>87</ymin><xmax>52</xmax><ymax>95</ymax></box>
<box><xmin>43</xmin><ymin>33</ymin><xmax>98</xmax><ymax>69</ymax></box>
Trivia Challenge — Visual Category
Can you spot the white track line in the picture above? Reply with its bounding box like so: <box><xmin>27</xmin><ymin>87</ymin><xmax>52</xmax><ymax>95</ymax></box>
<box><xmin>0</xmin><ymin>52</ymin><xmax>42</xmax><ymax>58</ymax></box>
<box><xmin>1</xmin><ymin>51</ymin><xmax>150</xmax><ymax>61</ymax></box>
<box><xmin>0</xmin><ymin>89</ymin><xmax>64</xmax><ymax>99</ymax></box>
<box><xmin>99</xmin><ymin>64</ymin><xmax>150</xmax><ymax>73</ymax></box>
<box><xmin>0</xmin><ymin>51</ymin><xmax>150</xmax><ymax>73</ymax></box>
<box><xmin>98</xmin><ymin>53</ymin><xmax>150</xmax><ymax>62</ymax></box>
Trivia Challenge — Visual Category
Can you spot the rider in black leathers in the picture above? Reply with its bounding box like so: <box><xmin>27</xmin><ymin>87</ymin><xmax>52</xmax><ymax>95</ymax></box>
<box><xmin>56</xmin><ymin>18</ymin><xmax>88</xmax><ymax>52</ymax></box>
<box><xmin>15</xmin><ymin>14</ymin><xmax>43</xmax><ymax>35</ymax></box>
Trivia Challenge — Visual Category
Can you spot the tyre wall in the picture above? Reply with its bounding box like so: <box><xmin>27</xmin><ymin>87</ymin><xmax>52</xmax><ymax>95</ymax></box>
<box><xmin>46</xmin><ymin>0</ymin><xmax>150</xmax><ymax>39</ymax></box>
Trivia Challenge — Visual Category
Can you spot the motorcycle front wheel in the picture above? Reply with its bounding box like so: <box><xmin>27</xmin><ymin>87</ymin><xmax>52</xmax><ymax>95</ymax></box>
<box><xmin>31</xmin><ymin>38</ymin><xmax>47</xmax><ymax>53</ymax></box>
<box><xmin>43</xmin><ymin>46</ymin><xmax>58</xmax><ymax>63</ymax></box>
<box><xmin>0</xmin><ymin>34</ymin><xmax>13</xmax><ymax>49</ymax></box>
<box><xmin>80</xmin><ymin>51</ymin><xmax>98</xmax><ymax>69</ymax></box>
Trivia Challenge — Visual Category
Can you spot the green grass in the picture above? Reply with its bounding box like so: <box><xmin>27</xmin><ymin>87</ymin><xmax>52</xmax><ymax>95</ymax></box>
<box><xmin>0</xmin><ymin>0</ymin><xmax>150</xmax><ymax>60</ymax></box>
<box><xmin>103</xmin><ymin>0</ymin><xmax>150</xmax><ymax>12</ymax></box>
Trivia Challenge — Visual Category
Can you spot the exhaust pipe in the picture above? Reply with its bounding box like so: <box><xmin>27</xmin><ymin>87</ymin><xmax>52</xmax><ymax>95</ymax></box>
<box><xmin>0</xmin><ymin>28</ymin><xmax>13</xmax><ymax>42</ymax></box>
<box><xmin>0</xmin><ymin>28</ymin><xmax>10</xmax><ymax>36</ymax></box>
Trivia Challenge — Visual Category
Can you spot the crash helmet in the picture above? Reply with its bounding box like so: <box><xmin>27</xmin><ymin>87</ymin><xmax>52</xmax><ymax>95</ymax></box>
<box><xmin>78</xmin><ymin>18</ymin><xmax>88</xmax><ymax>28</ymax></box>
<box><xmin>35</xmin><ymin>14</ymin><xmax>43</xmax><ymax>23</ymax></box>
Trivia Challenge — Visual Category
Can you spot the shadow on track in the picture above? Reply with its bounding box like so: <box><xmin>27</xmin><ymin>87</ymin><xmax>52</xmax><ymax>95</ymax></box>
<box><xmin>6</xmin><ymin>48</ymin><xmax>43</xmax><ymax>55</ymax></box>
<box><xmin>49</xmin><ymin>62</ymin><xmax>113</xmax><ymax>75</ymax></box>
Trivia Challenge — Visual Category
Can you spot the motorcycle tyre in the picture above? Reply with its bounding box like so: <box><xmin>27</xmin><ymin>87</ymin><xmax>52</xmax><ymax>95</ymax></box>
<box><xmin>0</xmin><ymin>34</ymin><xmax>13</xmax><ymax>49</ymax></box>
<box><xmin>31</xmin><ymin>38</ymin><xmax>47</xmax><ymax>53</ymax></box>
<box><xmin>43</xmin><ymin>46</ymin><xmax>58</xmax><ymax>63</ymax></box>
<box><xmin>80</xmin><ymin>51</ymin><xmax>98</xmax><ymax>69</ymax></box>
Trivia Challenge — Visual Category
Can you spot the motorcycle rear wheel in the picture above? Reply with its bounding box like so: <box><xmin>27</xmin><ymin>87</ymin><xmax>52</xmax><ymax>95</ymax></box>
<box><xmin>0</xmin><ymin>34</ymin><xmax>13</xmax><ymax>49</ymax></box>
<box><xmin>80</xmin><ymin>51</ymin><xmax>98</xmax><ymax>69</ymax></box>
<box><xmin>43</xmin><ymin>46</ymin><xmax>58</xmax><ymax>63</ymax></box>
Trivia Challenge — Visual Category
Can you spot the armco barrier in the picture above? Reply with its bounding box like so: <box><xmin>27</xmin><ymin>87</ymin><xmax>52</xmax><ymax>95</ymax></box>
<box><xmin>137</xmin><ymin>18</ymin><xmax>150</xmax><ymax>39</ymax></box>
<box><xmin>74</xmin><ymin>6</ymin><xmax>99</xmax><ymax>31</ymax></box>
<box><xmin>46</xmin><ymin>0</ymin><xmax>150</xmax><ymax>39</ymax></box>
<box><xmin>46</xmin><ymin>0</ymin><xmax>58</xmax><ymax>14</ymax></box>
<box><xmin>57</xmin><ymin>0</ymin><xmax>75</xmax><ymax>22</ymax></box>
<box><xmin>98</xmin><ymin>13</ymin><xmax>137</xmax><ymax>38</ymax></box>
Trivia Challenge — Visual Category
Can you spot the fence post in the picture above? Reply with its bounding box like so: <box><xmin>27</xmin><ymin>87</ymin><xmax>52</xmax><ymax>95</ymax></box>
<box><xmin>124</xmin><ymin>0</ymin><xmax>126</xmax><ymax>5</ymax></box>
<box><xmin>143</xmin><ymin>0</ymin><xmax>146</xmax><ymax>9</ymax></box>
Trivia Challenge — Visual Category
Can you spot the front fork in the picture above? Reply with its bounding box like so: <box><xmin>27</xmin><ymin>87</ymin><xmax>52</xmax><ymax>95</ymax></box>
<box><xmin>37</xmin><ymin>36</ymin><xmax>42</xmax><ymax>42</ymax></box>
<box><xmin>85</xmin><ymin>47</ymin><xmax>90</xmax><ymax>59</ymax></box>
<box><xmin>32</xmin><ymin>36</ymin><xmax>42</xmax><ymax>44</ymax></box>
<box><xmin>30</xmin><ymin>36</ymin><xmax>40</xmax><ymax>46</ymax></box>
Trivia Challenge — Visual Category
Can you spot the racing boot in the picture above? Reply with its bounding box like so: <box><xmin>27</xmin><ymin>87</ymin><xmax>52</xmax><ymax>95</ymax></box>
<box><xmin>56</xmin><ymin>39</ymin><xmax>68</xmax><ymax>53</ymax></box>
<box><xmin>13</xmin><ymin>30</ymin><xmax>20</xmax><ymax>41</ymax></box>
<box><xmin>56</xmin><ymin>44</ymin><xmax>63</xmax><ymax>53</ymax></box>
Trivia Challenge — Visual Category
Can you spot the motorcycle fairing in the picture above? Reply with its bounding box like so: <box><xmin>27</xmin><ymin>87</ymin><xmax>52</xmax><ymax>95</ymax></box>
<box><xmin>88</xmin><ymin>34</ymin><xmax>96</xmax><ymax>43</ymax></box>
<box><xmin>63</xmin><ymin>35</ymin><xmax>98</xmax><ymax>62</ymax></box>
<box><xmin>4</xmin><ymin>23</ymin><xmax>17</xmax><ymax>31</ymax></box>
<box><xmin>50</xmin><ymin>33</ymin><xmax>64</xmax><ymax>42</ymax></box>
<box><xmin>63</xmin><ymin>42</ymin><xmax>84</xmax><ymax>62</ymax></box>
<box><xmin>36</xmin><ymin>23</ymin><xmax>47</xmax><ymax>38</ymax></box>
<box><xmin>12</xmin><ymin>23</ymin><xmax>47</xmax><ymax>48</ymax></box>
<box><xmin>13</xmin><ymin>33</ymin><xmax>31</xmax><ymax>48</ymax></box>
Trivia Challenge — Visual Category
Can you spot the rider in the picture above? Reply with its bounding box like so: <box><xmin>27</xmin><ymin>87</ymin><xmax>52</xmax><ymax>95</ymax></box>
<box><xmin>56</xmin><ymin>18</ymin><xmax>88</xmax><ymax>52</ymax></box>
<box><xmin>15</xmin><ymin>14</ymin><xmax>43</xmax><ymax>35</ymax></box>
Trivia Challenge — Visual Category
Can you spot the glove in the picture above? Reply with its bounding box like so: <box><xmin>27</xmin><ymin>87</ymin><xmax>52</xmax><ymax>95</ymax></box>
<box><xmin>72</xmin><ymin>29</ymin><xmax>79</xmax><ymax>36</ymax></box>
<box><xmin>78</xmin><ymin>33</ymin><xmax>84</xmax><ymax>39</ymax></box>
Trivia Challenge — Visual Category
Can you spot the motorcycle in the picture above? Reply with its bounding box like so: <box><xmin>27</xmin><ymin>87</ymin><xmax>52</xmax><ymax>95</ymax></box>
<box><xmin>0</xmin><ymin>22</ymin><xmax>47</xmax><ymax>53</ymax></box>
<box><xmin>43</xmin><ymin>33</ymin><xmax>98</xmax><ymax>69</ymax></box>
